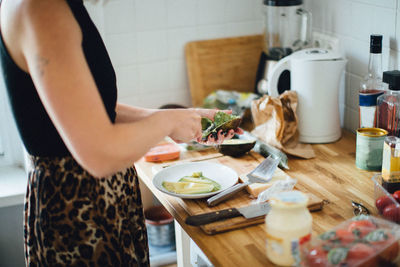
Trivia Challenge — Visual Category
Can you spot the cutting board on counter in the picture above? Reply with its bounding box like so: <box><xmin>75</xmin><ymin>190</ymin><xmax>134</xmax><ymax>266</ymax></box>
<box><xmin>174</xmin><ymin>152</ymin><xmax>324</xmax><ymax>235</ymax></box>
<box><xmin>185</xmin><ymin>35</ymin><xmax>263</xmax><ymax>107</ymax></box>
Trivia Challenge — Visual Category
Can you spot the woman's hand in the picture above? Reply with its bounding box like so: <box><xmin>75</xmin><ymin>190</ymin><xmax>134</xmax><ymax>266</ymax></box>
<box><xmin>190</xmin><ymin>108</ymin><xmax>243</xmax><ymax>145</ymax></box>
<box><xmin>190</xmin><ymin>108</ymin><xmax>232</xmax><ymax>120</ymax></box>
<box><xmin>197</xmin><ymin>128</ymin><xmax>244</xmax><ymax>146</ymax></box>
<box><xmin>166</xmin><ymin>109</ymin><xmax>203</xmax><ymax>143</ymax></box>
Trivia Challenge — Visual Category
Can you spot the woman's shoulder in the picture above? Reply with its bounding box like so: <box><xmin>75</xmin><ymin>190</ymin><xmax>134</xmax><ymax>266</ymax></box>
<box><xmin>1</xmin><ymin>0</ymin><xmax>82</xmax><ymax>71</ymax></box>
<box><xmin>4</xmin><ymin>0</ymin><xmax>81</xmax><ymax>46</ymax></box>
<box><xmin>19</xmin><ymin>0</ymin><xmax>78</xmax><ymax>29</ymax></box>
<box><xmin>3</xmin><ymin>0</ymin><xmax>80</xmax><ymax>37</ymax></box>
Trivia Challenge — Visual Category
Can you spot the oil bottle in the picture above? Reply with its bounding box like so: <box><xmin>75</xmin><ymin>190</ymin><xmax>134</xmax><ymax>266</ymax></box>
<box><xmin>359</xmin><ymin>34</ymin><xmax>384</xmax><ymax>128</ymax></box>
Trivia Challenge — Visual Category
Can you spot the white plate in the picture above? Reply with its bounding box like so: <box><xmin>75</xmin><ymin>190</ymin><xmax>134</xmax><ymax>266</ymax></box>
<box><xmin>153</xmin><ymin>162</ymin><xmax>238</xmax><ymax>199</ymax></box>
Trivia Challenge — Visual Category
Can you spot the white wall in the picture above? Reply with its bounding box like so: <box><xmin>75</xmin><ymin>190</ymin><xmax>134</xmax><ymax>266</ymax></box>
<box><xmin>304</xmin><ymin>0</ymin><xmax>400</xmax><ymax>132</ymax></box>
<box><xmin>85</xmin><ymin>0</ymin><xmax>400</xmax><ymax>134</ymax></box>
<box><xmin>84</xmin><ymin>0</ymin><xmax>265</xmax><ymax>210</ymax></box>
<box><xmin>84</xmin><ymin>0</ymin><xmax>264</xmax><ymax>109</ymax></box>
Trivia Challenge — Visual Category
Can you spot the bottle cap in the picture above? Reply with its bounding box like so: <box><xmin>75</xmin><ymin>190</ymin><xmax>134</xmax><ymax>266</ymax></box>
<box><xmin>370</xmin><ymin>34</ymin><xmax>382</xmax><ymax>54</ymax></box>
<box><xmin>270</xmin><ymin>190</ymin><xmax>308</xmax><ymax>209</ymax></box>
<box><xmin>383</xmin><ymin>70</ymin><xmax>400</xmax><ymax>91</ymax></box>
<box><xmin>264</xmin><ymin>0</ymin><xmax>302</xmax><ymax>6</ymax></box>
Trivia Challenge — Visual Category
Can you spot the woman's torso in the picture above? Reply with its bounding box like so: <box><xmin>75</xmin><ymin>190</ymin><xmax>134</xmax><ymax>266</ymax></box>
<box><xmin>0</xmin><ymin>0</ymin><xmax>117</xmax><ymax>157</ymax></box>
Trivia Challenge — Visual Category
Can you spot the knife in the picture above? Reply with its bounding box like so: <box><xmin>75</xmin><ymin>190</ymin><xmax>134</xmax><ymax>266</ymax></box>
<box><xmin>185</xmin><ymin>202</ymin><xmax>271</xmax><ymax>226</ymax></box>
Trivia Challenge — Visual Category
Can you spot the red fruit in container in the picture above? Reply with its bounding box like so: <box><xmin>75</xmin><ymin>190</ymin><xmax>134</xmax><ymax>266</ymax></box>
<box><xmin>383</xmin><ymin>204</ymin><xmax>400</xmax><ymax>223</ymax></box>
<box><xmin>380</xmin><ymin>238</ymin><xmax>399</xmax><ymax>262</ymax></box>
<box><xmin>376</xmin><ymin>195</ymin><xmax>394</xmax><ymax>214</ymax></box>
<box><xmin>346</xmin><ymin>243</ymin><xmax>378</xmax><ymax>267</ymax></box>
<box><xmin>364</xmin><ymin>229</ymin><xmax>399</xmax><ymax>262</ymax></box>
<box><xmin>307</xmin><ymin>247</ymin><xmax>328</xmax><ymax>267</ymax></box>
<box><xmin>392</xmin><ymin>190</ymin><xmax>400</xmax><ymax>203</ymax></box>
<box><xmin>335</xmin><ymin>229</ymin><xmax>356</xmax><ymax>244</ymax></box>
<box><xmin>348</xmin><ymin>220</ymin><xmax>376</xmax><ymax>238</ymax></box>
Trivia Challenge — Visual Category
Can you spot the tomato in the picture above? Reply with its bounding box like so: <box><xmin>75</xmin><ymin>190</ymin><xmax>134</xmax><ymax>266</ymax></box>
<box><xmin>307</xmin><ymin>246</ymin><xmax>328</xmax><ymax>267</ymax></box>
<box><xmin>383</xmin><ymin>204</ymin><xmax>400</xmax><ymax>223</ymax></box>
<box><xmin>393</xmin><ymin>190</ymin><xmax>400</xmax><ymax>203</ymax></box>
<box><xmin>348</xmin><ymin>220</ymin><xmax>377</xmax><ymax>238</ymax></box>
<box><xmin>335</xmin><ymin>228</ymin><xmax>356</xmax><ymax>244</ymax></box>
<box><xmin>376</xmin><ymin>195</ymin><xmax>394</xmax><ymax>214</ymax></box>
<box><xmin>346</xmin><ymin>243</ymin><xmax>378</xmax><ymax>267</ymax></box>
<box><xmin>380</xmin><ymin>239</ymin><xmax>399</xmax><ymax>263</ymax></box>
<box><xmin>365</xmin><ymin>229</ymin><xmax>400</xmax><ymax>262</ymax></box>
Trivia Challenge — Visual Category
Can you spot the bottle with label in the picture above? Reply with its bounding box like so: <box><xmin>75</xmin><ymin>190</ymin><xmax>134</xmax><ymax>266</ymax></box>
<box><xmin>382</xmin><ymin>136</ymin><xmax>400</xmax><ymax>193</ymax></box>
<box><xmin>377</xmin><ymin>70</ymin><xmax>400</xmax><ymax>136</ymax></box>
<box><xmin>359</xmin><ymin>34</ymin><xmax>384</xmax><ymax>128</ymax></box>
<box><xmin>265</xmin><ymin>190</ymin><xmax>312</xmax><ymax>266</ymax></box>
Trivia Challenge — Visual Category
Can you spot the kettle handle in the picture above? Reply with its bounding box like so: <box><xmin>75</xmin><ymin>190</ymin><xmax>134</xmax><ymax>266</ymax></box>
<box><xmin>267</xmin><ymin>56</ymin><xmax>291</xmax><ymax>97</ymax></box>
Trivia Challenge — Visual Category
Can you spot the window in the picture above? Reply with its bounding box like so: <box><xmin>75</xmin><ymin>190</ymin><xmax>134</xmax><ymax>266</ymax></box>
<box><xmin>0</xmin><ymin>76</ymin><xmax>24</xmax><ymax>168</ymax></box>
<box><xmin>0</xmin><ymin>129</ymin><xmax>4</xmax><ymax>157</ymax></box>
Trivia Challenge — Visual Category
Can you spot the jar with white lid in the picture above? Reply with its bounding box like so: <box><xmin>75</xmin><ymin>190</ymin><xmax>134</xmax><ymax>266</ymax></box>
<box><xmin>265</xmin><ymin>190</ymin><xmax>312</xmax><ymax>266</ymax></box>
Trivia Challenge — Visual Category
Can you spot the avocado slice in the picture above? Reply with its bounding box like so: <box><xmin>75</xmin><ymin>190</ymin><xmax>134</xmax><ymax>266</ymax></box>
<box><xmin>201</xmin><ymin>111</ymin><xmax>241</xmax><ymax>141</ymax></box>
<box><xmin>201</xmin><ymin>118</ymin><xmax>213</xmax><ymax>131</ymax></box>
<box><xmin>191</xmin><ymin>172</ymin><xmax>203</xmax><ymax>178</ymax></box>
<box><xmin>179</xmin><ymin>177</ymin><xmax>221</xmax><ymax>191</ymax></box>
<box><xmin>162</xmin><ymin>181</ymin><xmax>214</xmax><ymax>194</ymax></box>
<box><xmin>217</xmin><ymin>139</ymin><xmax>256</xmax><ymax>157</ymax></box>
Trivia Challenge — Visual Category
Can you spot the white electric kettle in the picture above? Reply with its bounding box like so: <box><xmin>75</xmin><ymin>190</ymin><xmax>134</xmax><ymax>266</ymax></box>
<box><xmin>267</xmin><ymin>48</ymin><xmax>347</xmax><ymax>143</ymax></box>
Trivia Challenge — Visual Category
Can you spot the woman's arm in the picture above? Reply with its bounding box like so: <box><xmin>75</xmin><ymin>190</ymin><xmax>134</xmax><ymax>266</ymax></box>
<box><xmin>5</xmin><ymin>0</ymin><xmax>202</xmax><ymax>177</ymax></box>
<box><xmin>115</xmin><ymin>104</ymin><xmax>157</xmax><ymax>123</ymax></box>
<box><xmin>115</xmin><ymin>103</ymin><xmax>223</xmax><ymax>124</ymax></box>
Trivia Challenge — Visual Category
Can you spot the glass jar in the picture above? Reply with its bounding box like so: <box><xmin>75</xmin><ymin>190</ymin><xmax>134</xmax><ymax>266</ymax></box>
<box><xmin>263</xmin><ymin>0</ymin><xmax>311</xmax><ymax>60</ymax></box>
<box><xmin>265</xmin><ymin>190</ymin><xmax>312</xmax><ymax>266</ymax></box>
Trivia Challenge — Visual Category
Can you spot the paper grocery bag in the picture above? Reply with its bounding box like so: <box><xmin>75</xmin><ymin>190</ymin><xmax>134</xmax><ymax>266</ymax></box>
<box><xmin>251</xmin><ymin>91</ymin><xmax>315</xmax><ymax>159</ymax></box>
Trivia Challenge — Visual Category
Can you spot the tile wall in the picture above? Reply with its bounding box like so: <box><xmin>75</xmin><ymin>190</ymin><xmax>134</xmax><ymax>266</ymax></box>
<box><xmin>83</xmin><ymin>0</ymin><xmax>265</xmax><ymax>208</ymax></box>
<box><xmin>84</xmin><ymin>0</ymin><xmax>264</xmax><ymax>109</ymax></box>
<box><xmin>86</xmin><ymin>0</ymin><xmax>400</xmax><ymax>133</ymax></box>
<box><xmin>304</xmin><ymin>0</ymin><xmax>400</xmax><ymax>132</ymax></box>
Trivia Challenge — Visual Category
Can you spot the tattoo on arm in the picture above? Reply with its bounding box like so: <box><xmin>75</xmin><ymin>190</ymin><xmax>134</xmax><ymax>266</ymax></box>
<box><xmin>35</xmin><ymin>54</ymin><xmax>49</xmax><ymax>77</ymax></box>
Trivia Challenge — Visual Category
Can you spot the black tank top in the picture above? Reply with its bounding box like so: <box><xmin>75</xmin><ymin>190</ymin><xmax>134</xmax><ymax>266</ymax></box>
<box><xmin>0</xmin><ymin>0</ymin><xmax>117</xmax><ymax>156</ymax></box>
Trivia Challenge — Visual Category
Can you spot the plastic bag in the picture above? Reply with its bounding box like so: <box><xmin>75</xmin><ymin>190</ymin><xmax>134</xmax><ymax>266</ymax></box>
<box><xmin>254</xmin><ymin>177</ymin><xmax>297</xmax><ymax>204</ymax></box>
<box><xmin>203</xmin><ymin>89</ymin><xmax>259</xmax><ymax>117</ymax></box>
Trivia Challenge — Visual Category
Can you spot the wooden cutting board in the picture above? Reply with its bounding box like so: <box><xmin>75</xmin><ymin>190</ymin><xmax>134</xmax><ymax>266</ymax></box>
<box><xmin>173</xmin><ymin>152</ymin><xmax>325</xmax><ymax>235</ymax></box>
<box><xmin>185</xmin><ymin>35</ymin><xmax>264</xmax><ymax>107</ymax></box>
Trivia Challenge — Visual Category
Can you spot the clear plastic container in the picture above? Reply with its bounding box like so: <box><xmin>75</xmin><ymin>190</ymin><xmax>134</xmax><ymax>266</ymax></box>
<box><xmin>372</xmin><ymin>174</ymin><xmax>400</xmax><ymax>223</ymax></box>
<box><xmin>301</xmin><ymin>215</ymin><xmax>400</xmax><ymax>267</ymax></box>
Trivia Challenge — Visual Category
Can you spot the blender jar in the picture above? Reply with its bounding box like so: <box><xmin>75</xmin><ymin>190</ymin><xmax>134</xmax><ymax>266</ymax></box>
<box><xmin>263</xmin><ymin>0</ymin><xmax>312</xmax><ymax>60</ymax></box>
<box><xmin>256</xmin><ymin>0</ymin><xmax>311</xmax><ymax>94</ymax></box>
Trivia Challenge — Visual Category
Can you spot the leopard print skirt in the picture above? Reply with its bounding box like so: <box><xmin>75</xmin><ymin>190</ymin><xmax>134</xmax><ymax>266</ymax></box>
<box><xmin>24</xmin><ymin>156</ymin><xmax>149</xmax><ymax>267</ymax></box>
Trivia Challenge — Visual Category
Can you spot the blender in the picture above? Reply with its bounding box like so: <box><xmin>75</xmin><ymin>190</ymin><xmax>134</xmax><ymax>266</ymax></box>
<box><xmin>255</xmin><ymin>0</ymin><xmax>312</xmax><ymax>95</ymax></box>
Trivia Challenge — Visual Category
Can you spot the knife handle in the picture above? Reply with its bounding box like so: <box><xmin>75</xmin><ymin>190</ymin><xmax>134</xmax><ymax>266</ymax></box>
<box><xmin>207</xmin><ymin>182</ymin><xmax>248</xmax><ymax>206</ymax></box>
<box><xmin>185</xmin><ymin>208</ymin><xmax>241</xmax><ymax>226</ymax></box>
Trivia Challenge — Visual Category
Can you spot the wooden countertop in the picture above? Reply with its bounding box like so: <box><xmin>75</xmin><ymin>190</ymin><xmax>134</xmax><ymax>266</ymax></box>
<box><xmin>135</xmin><ymin>130</ymin><xmax>379</xmax><ymax>266</ymax></box>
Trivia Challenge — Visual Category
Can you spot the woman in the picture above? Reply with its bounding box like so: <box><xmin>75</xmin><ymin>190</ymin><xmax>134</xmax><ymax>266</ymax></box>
<box><xmin>0</xmin><ymin>0</ymin><xmax>237</xmax><ymax>266</ymax></box>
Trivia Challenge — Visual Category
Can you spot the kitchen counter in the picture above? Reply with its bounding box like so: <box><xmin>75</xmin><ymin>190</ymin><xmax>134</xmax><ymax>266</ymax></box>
<box><xmin>135</xmin><ymin>130</ymin><xmax>378</xmax><ymax>266</ymax></box>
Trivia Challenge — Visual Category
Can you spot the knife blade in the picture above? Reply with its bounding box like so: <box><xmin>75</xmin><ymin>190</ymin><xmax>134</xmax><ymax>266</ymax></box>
<box><xmin>185</xmin><ymin>202</ymin><xmax>271</xmax><ymax>226</ymax></box>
